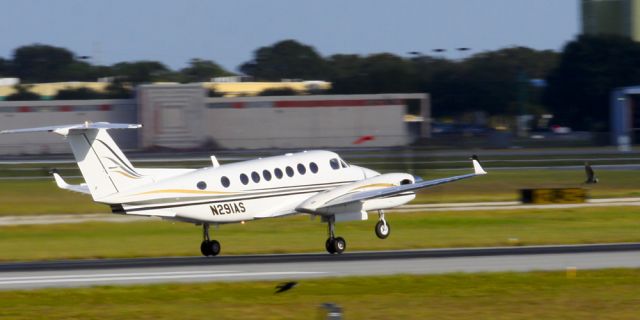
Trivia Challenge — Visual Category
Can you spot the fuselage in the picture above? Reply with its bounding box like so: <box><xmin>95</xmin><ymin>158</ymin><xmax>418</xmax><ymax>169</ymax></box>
<box><xmin>109</xmin><ymin>150</ymin><xmax>389</xmax><ymax>223</ymax></box>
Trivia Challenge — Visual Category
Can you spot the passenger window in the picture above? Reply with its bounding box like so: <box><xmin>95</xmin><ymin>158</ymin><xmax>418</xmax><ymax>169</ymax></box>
<box><xmin>263</xmin><ymin>169</ymin><xmax>272</xmax><ymax>181</ymax></box>
<box><xmin>251</xmin><ymin>171</ymin><xmax>260</xmax><ymax>183</ymax></box>
<box><xmin>274</xmin><ymin>168</ymin><xmax>283</xmax><ymax>179</ymax></box>
<box><xmin>240</xmin><ymin>173</ymin><xmax>249</xmax><ymax>185</ymax></box>
<box><xmin>220</xmin><ymin>176</ymin><xmax>230</xmax><ymax>188</ymax></box>
<box><xmin>310</xmin><ymin>162</ymin><xmax>318</xmax><ymax>173</ymax></box>
<box><xmin>197</xmin><ymin>181</ymin><xmax>207</xmax><ymax>190</ymax></box>
<box><xmin>330</xmin><ymin>158</ymin><xmax>340</xmax><ymax>170</ymax></box>
<box><xmin>286</xmin><ymin>166</ymin><xmax>294</xmax><ymax>177</ymax></box>
<box><xmin>297</xmin><ymin>163</ymin><xmax>306</xmax><ymax>175</ymax></box>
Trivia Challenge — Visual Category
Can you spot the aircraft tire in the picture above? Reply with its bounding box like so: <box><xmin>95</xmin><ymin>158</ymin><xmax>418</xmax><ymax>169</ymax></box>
<box><xmin>200</xmin><ymin>240</ymin><xmax>213</xmax><ymax>256</ymax></box>
<box><xmin>375</xmin><ymin>220</ymin><xmax>390</xmax><ymax>239</ymax></box>
<box><xmin>333</xmin><ymin>237</ymin><xmax>346</xmax><ymax>254</ymax></box>
<box><xmin>326</xmin><ymin>238</ymin><xmax>336</xmax><ymax>254</ymax></box>
<box><xmin>209</xmin><ymin>240</ymin><xmax>221</xmax><ymax>256</ymax></box>
<box><xmin>200</xmin><ymin>240</ymin><xmax>221</xmax><ymax>256</ymax></box>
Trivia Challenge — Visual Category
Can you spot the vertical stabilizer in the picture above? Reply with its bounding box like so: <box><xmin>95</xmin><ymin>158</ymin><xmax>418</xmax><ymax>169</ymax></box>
<box><xmin>67</xmin><ymin>129</ymin><xmax>151</xmax><ymax>200</ymax></box>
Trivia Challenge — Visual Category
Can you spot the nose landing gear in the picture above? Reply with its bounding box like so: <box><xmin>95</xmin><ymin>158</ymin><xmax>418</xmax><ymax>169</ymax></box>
<box><xmin>375</xmin><ymin>210</ymin><xmax>390</xmax><ymax>239</ymax></box>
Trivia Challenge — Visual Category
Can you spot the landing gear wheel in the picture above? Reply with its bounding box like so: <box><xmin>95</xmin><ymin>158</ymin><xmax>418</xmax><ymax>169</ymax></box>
<box><xmin>200</xmin><ymin>223</ymin><xmax>221</xmax><ymax>257</ymax></box>
<box><xmin>201</xmin><ymin>240</ymin><xmax>213</xmax><ymax>256</ymax></box>
<box><xmin>325</xmin><ymin>238</ymin><xmax>336</xmax><ymax>254</ymax></box>
<box><xmin>333</xmin><ymin>237</ymin><xmax>346</xmax><ymax>254</ymax></box>
<box><xmin>209</xmin><ymin>240</ymin><xmax>221</xmax><ymax>256</ymax></box>
<box><xmin>375</xmin><ymin>220</ymin><xmax>391</xmax><ymax>239</ymax></box>
<box><xmin>324</xmin><ymin>216</ymin><xmax>346</xmax><ymax>254</ymax></box>
<box><xmin>200</xmin><ymin>240</ymin><xmax>221</xmax><ymax>257</ymax></box>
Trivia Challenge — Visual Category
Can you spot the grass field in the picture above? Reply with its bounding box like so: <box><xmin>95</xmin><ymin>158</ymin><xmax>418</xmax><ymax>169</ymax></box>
<box><xmin>1</xmin><ymin>206</ymin><xmax>639</xmax><ymax>262</ymax></box>
<box><xmin>0</xmin><ymin>168</ymin><xmax>639</xmax><ymax>215</ymax></box>
<box><xmin>0</xmin><ymin>269</ymin><xmax>638</xmax><ymax>319</ymax></box>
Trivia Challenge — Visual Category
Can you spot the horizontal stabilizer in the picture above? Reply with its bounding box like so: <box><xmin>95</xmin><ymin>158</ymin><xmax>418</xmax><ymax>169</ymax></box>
<box><xmin>50</xmin><ymin>169</ymin><xmax>91</xmax><ymax>195</ymax></box>
<box><xmin>0</xmin><ymin>122</ymin><xmax>141</xmax><ymax>136</ymax></box>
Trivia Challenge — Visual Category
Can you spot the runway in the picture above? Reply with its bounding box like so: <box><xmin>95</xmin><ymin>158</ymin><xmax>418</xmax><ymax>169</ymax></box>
<box><xmin>1</xmin><ymin>243</ymin><xmax>639</xmax><ymax>290</ymax></box>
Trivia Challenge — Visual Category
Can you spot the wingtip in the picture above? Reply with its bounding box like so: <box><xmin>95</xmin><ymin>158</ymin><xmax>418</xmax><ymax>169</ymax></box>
<box><xmin>471</xmin><ymin>155</ymin><xmax>487</xmax><ymax>175</ymax></box>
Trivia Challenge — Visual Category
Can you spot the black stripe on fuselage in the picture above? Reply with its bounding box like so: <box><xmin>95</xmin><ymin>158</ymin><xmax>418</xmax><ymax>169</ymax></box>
<box><xmin>121</xmin><ymin>189</ymin><xmax>324</xmax><ymax>213</ymax></box>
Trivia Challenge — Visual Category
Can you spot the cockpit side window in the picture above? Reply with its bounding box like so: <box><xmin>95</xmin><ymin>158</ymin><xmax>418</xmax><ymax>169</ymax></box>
<box><xmin>329</xmin><ymin>158</ymin><xmax>340</xmax><ymax>170</ymax></box>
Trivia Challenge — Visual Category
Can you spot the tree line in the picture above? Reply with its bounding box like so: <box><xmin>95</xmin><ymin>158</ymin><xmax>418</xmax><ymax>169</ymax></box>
<box><xmin>2</xmin><ymin>35</ymin><xmax>640</xmax><ymax>131</ymax></box>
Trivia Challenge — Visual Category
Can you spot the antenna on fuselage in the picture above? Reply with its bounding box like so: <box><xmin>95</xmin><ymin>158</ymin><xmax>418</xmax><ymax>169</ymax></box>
<box><xmin>210</xmin><ymin>156</ymin><xmax>220</xmax><ymax>168</ymax></box>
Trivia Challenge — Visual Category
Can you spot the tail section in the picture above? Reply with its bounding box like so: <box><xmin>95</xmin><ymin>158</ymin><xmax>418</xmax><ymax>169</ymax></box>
<box><xmin>1</xmin><ymin>122</ymin><xmax>148</xmax><ymax>201</ymax></box>
<box><xmin>66</xmin><ymin>127</ymin><xmax>152</xmax><ymax>200</ymax></box>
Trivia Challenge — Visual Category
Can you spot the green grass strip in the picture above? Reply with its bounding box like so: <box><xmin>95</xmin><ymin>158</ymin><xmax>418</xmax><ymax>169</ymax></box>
<box><xmin>0</xmin><ymin>269</ymin><xmax>639</xmax><ymax>319</ymax></box>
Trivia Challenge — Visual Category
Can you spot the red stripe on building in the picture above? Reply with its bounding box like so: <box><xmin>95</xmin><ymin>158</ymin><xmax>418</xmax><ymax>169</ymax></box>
<box><xmin>18</xmin><ymin>106</ymin><xmax>31</xmax><ymax>112</ymax></box>
<box><xmin>100</xmin><ymin>104</ymin><xmax>112</xmax><ymax>111</ymax></box>
<box><xmin>275</xmin><ymin>100</ymin><xmax>366</xmax><ymax>108</ymax></box>
<box><xmin>274</xmin><ymin>99</ymin><xmax>404</xmax><ymax>108</ymax></box>
<box><xmin>232</xmin><ymin>102</ymin><xmax>244</xmax><ymax>109</ymax></box>
<box><xmin>59</xmin><ymin>105</ymin><xmax>72</xmax><ymax>112</ymax></box>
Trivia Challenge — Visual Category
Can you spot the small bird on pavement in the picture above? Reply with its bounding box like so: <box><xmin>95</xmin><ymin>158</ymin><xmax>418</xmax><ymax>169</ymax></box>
<box><xmin>274</xmin><ymin>281</ymin><xmax>298</xmax><ymax>294</ymax></box>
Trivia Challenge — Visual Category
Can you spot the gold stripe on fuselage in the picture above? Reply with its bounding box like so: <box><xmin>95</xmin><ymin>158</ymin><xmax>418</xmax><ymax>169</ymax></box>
<box><xmin>136</xmin><ymin>189</ymin><xmax>237</xmax><ymax>196</ymax></box>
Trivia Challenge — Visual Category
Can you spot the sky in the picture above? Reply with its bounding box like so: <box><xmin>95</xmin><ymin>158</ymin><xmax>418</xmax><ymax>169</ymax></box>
<box><xmin>0</xmin><ymin>0</ymin><xmax>579</xmax><ymax>72</ymax></box>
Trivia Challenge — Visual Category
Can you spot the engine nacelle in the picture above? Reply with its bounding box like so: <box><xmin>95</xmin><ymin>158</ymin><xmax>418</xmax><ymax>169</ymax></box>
<box><xmin>297</xmin><ymin>173</ymin><xmax>416</xmax><ymax>219</ymax></box>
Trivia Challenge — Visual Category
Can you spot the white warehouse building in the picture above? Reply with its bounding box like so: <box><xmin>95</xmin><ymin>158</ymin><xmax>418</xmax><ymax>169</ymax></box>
<box><xmin>0</xmin><ymin>84</ymin><xmax>430</xmax><ymax>154</ymax></box>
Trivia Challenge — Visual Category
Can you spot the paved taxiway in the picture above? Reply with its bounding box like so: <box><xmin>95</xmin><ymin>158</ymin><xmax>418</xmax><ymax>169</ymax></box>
<box><xmin>1</xmin><ymin>243</ymin><xmax>639</xmax><ymax>290</ymax></box>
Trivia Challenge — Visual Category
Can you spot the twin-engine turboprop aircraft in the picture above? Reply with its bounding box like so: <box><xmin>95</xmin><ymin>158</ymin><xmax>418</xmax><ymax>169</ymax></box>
<box><xmin>1</xmin><ymin>122</ymin><xmax>487</xmax><ymax>256</ymax></box>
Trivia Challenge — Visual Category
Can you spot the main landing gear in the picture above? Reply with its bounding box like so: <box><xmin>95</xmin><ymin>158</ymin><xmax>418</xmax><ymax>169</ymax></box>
<box><xmin>325</xmin><ymin>216</ymin><xmax>346</xmax><ymax>254</ymax></box>
<box><xmin>200</xmin><ymin>223</ymin><xmax>221</xmax><ymax>257</ymax></box>
<box><xmin>323</xmin><ymin>210</ymin><xmax>391</xmax><ymax>254</ymax></box>
<box><xmin>375</xmin><ymin>209</ymin><xmax>391</xmax><ymax>239</ymax></box>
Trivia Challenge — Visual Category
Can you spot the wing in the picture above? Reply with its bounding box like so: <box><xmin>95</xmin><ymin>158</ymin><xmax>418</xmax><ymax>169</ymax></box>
<box><xmin>324</xmin><ymin>172</ymin><xmax>478</xmax><ymax>208</ymax></box>
<box><xmin>51</xmin><ymin>170</ymin><xmax>91</xmax><ymax>195</ymax></box>
<box><xmin>297</xmin><ymin>156</ymin><xmax>487</xmax><ymax>214</ymax></box>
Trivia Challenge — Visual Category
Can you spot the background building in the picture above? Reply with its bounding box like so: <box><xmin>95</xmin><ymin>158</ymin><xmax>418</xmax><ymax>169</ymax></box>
<box><xmin>0</xmin><ymin>84</ymin><xmax>429</xmax><ymax>154</ymax></box>
<box><xmin>582</xmin><ymin>0</ymin><xmax>640</xmax><ymax>41</ymax></box>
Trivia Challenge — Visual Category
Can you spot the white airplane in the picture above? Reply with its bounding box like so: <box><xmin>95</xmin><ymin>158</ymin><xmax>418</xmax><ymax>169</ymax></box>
<box><xmin>1</xmin><ymin>122</ymin><xmax>487</xmax><ymax>256</ymax></box>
